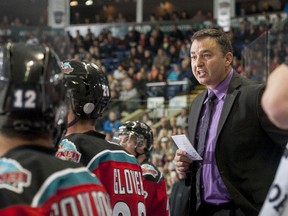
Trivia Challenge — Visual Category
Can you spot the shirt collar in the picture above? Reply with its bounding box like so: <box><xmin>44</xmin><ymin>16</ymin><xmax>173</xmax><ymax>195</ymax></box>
<box><xmin>207</xmin><ymin>69</ymin><xmax>233</xmax><ymax>101</ymax></box>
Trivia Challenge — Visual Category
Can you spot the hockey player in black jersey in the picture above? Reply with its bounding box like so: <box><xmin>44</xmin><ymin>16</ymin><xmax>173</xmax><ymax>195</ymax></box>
<box><xmin>115</xmin><ymin>120</ymin><xmax>170</xmax><ymax>216</ymax></box>
<box><xmin>0</xmin><ymin>43</ymin><xmax>111</xmax><ymax>215</ymax></box>
<box><xmin>55</xmin><ymin>59</ymin><xmax>146</xmax><ymax>215</ymax></box>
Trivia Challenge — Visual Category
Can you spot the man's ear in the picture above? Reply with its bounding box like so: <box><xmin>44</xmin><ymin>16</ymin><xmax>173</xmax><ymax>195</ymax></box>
<box><xmin>225</xmin><ymin>52</ymin><xmax>233</xmax><ymax>66</ymax></box>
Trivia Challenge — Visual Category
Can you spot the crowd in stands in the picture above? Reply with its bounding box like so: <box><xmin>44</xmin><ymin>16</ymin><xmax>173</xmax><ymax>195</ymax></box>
<box><xmin>0</xmin><ymin>2</ymin><xmax>287</xmax><ymax>195</ymax></box>
<box><xmin>69</xmin><ymin>0</ymin><xmax>285</xmax><ymax>24</ymax></box>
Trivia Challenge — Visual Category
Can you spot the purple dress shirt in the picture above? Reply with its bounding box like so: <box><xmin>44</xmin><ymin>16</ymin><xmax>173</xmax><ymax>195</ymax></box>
<box><xmin>198</xmin><ymin>70</ymin><xmax>234</xmax><ymax>205</ymax></box>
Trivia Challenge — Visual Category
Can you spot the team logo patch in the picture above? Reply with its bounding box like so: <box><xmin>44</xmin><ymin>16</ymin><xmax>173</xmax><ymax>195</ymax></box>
<box><xmin>0</xmin><ymin>158</ymin><xmax>31</xmax><ymax>193</ymax></box>
<box><xmin>56</xmin><ymin>139</ymin><xmax>81</xmax><ymax>163</ymax></box>
<box><xmin>61</xmin><ymin>62</ymin><xmax>74</xmax><ymax>73</ymax></box>
<box><xmin>141</xmin><ymin>164</ymin><xmax>158</xmax><ymax>178</ymax></box>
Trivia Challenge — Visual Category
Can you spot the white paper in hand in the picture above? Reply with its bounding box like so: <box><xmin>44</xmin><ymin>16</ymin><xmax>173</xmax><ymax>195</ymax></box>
<box><xmin>171</xmin><ymin>134</ymin><xmax>202</xmax><ymax>161</ymax></box>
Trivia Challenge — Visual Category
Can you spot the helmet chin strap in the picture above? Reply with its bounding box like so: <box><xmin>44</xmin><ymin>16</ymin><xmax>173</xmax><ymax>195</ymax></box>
<box><xmin>134</xmin><ymin>144</ymin><xmax>146</xmax><ymax>159</ymax></box>
<box><xmin>135</xmin><ymin>149</ymin><xmax>145</xmax><ymax>159</ymax></box>
<box><xmin>67</xmin><ymin>115</ymin><xmax>80</xmax><ymax>128</ymax></box>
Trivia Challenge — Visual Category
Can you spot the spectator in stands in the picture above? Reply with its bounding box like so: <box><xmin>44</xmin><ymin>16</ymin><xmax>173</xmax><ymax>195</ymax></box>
<box><xmin>142</xmin><ymin>49</ymin><xmax>154</xmax><ymax>70</ymax></box>
<box><xmin>153</xmin><ymin>24</ymin><xmax>165</xmax><ymax>45</ymax></box>
<box><xmin>205</xmin><ymin>10</ymin><xmax>213</xmax><ymax>20</ymax></box>
<box><xmin>112</xmin><ymin>64</ymin><xmax>126</xmax><ymax>82</ymax></box>
<box><xmin>134</xmin><ymin>66</ymin><xmax>149</xmax><ymax>102</ymax></box>
<box><xmin>83</xmin><ymin>34</ymin><xmax>94</xmax><ymax>51</ymax></box>
<box><xmin>1</xmin><ymin>15</ymin><xmax>10</xmax><ymax>28</ymax></box>
<box><xmin>248</xmin><ymin>3</ymin><xmax>260</xmax><ymax>15</ymax></box>
<box><xmin>11</xmin><ymin>17</ymin><xmax>22</xmax><ymax>26</ymax></box>
<box><xmin>119</xmin><ymin>68</ymin><xmax>132</xmax><ymax>88</ymax></box>
<box><xmin>70</xmin><ymin>52</ymin><xmax>79</xmax><ymax>60</ymax></box>
<box><xmin>127</xmin><ymin>66</ymin><xmax>137</xmax><ymax>80</ymax></box>
<box><xmin>106</xmin><ymin>15</ymin><xmax>115</xmax><ymax>23</ymax></box>
<box><xmin>141</xmin><ymin>113</ymin><xmax>153</xmax><ymax>126</ymax></box>
<box><xmin>161</xmin><ymin>35</ymin><xmax>171</xmax><ymax>53</ymax></box>
<box><xmin>135</xmin><ymin>44</ymin><xmax>145</xmax><ymax>66</ymax></box>
<box><xmin>95</xmin><ymin>59</ymin><xmax>107</xmax><ymax>73</ymax></box>
<box><xmin>179</xmin><ymin>10</ymin><xmax>191</xmax><ymax>20</ymax></box>
<box><xmin>232</xmin><ymin>56</ymin><xmax>244</xmax><ymax>75</ymax></box>
<box><xmin>171</xmin><ymin>11</ymin><xmax>180</xmax><ymax>21</ymax></box>
<box><xmin>234</xmin><ymin>21</ymin><xmax>250</xmax><ymax>57</ymax></box>
<box><xmin>176</xmin><ymin>108</ymin><xmax>188</xmax><ymax>129</ymax></box>
<box><xmin>124</xmin><ymin>25</ymin><xmax>140</xmax><ymax>48</ymax></box>
<box><xmin>107</xmin><ymin>73</ymin><xmax>120</xmax><ymax>92</ymax></box>
<box><xmin>169</xmin><ymin>116</ymin><xmax>177</xmax><ymax>131</ymax></box>
<box><xmin>179</xmin><ymin>57</ymin><xmax>192</xmax><ymax>79</ymax></box>
<box><xmin>74</xmin><ymin>29</ymin><xmax>85</xmax><ymax>48</ymax></box>
<box><xmin>179</xmin><ymin>57</ymin><xmax>199</xmax><ymax>92</ymax></box>
<box><xmin>138</xmin><ymin>32</ymin><xmax>147</xmax><ymax>47</ymax></box>
<box><xmin>161</xmin><ymin>9</ymin><xmax>171</xmax><ymax>21</ymax></box>
<box><xmin>147</xmin><ymin>64</ymin><xmax>166</xmax><ymax>97</ymax></box>
<box><xmin>238</xmin><ymin>7</ymin><xmax>247</xmax><ymax>17</ymax></box>
<box><xmin>168</xmin><ymin>44</ymin><xmax>180</xmax><ymax>65</ymax></box>
<box><xmin>157</xmin><ymin>117</ymin><xmax>172</xmax><ymax>134</ymax></box>
<box><xmin>89</xmin><ymin>44</ymin><xmax>101</xmax><ymax>60</ymax></box>
<box><xmin>94</xmin><ymin>14</ymin><xmax>101</xmax><ymax>23</ymax></box>
<box><xmin>77</xmin><ymin>46</ymin><xmax>88</xmax><ymax>60</ymax></box>
<box><xmin>169</xmin><ymin>24</ymin><xmax>184</xmax><ymax>42</ymax></box>
<box><xmin>26</xmin><ymin>32</ymin><xmax>39</xmax><ymax>45</ymax></box>
<box><xmin>71</xmin><ymin>11</ymin><xmax>81</xmax><ymax>24</ymax></box>
<box><xmin>127</xmin><ymin>46</ymin><xmax>138</xmax><ymax>67</ymax></box>
<box><xmin>167</xmin><ymin>64</ymin><xmax>182</xmax><ymax>98</ymax></box>
<box><xmin>83</xmin><ymin>52</ymin><xmax>96</xmax><ymax>64</ymax></box>
<box><xmin>261</xmin><ymin>0</ymin><xmax>275</xmax><ymax>13</ymax></box>
<box><xmin>148</xmin><ymin>13</ymin><xmax>157</xmax><ymax>22</ymax></box>
<box><xmin>192</xmin><ymin>9</ymin><xmax>207</xmax><ymax>22</ymax></box>
<box><xmin>148</xmin><ymin>64</ymin><xmax>160</xmax><ymax>82</ymax></box>
<box><xmin>153</xmin><ymin>48</ymin><xmax>171</xmax><ymax>70</ymax></box>
<box><xmin>119</xmin><ymin>79</ymin><xmax>140</xmax><ymax>113</ymax></box>
<box><xmin>146</xmin><ymin>35</ymin><xmax>159</xmax><ymax>55</ymax></box>
<box><xmin>115</xmin><ymin>12</ymin><xmax>126</xmax><ymax>23</ymax></box>
<box><xmin>103</xmin><ymin>111</ymin><xmax>122</xmax><ymax>136</ymax></box>
<box><xmin>178</xmin><ymin>42</ymin><xmax>190</xmax><ymax>61</ymax></box>
<box><xmin>167</xmin><ymin>64</ymin><xmax>181</xmax><ymax>81</ymax></box>
<box><xmin>247</xmin><ymin>23</ymin><xmax>259</xmax><ymax>42</ymax></box>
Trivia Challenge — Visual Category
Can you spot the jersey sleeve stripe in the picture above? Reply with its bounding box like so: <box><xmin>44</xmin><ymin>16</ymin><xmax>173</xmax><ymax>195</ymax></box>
<box><xmin>31</xmin><ymin>167</ymin><xmax>100</xmax><ymax>206</ymax></box>
<box><xmin>87</xmin><ymin>150</ymin><xmax>139</xmax><ymax>171</ymax></box>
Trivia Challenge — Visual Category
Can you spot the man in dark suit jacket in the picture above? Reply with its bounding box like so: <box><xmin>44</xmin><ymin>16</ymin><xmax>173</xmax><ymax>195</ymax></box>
<box><xmin>174</xmin><ymin>28</ymin><xmax>288</xmax><ymax>216</ymax></box>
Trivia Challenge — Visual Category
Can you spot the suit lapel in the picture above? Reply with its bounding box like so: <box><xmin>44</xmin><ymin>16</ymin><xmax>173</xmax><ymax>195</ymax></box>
<box><xmin>216</xmin><ymin>72</ymin><xmax>242</xmax><ymax>139</ymax></box>
<box><xmin>188</xmin><ymin>90</ymin><xmax>207</xmax><ymax>147</ymax></box>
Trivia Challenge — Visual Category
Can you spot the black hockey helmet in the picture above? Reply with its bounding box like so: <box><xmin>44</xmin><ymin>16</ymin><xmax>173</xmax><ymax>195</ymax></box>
<box><xmin>0</xmin><ymin>42</ymin><xmax>66</xmax><ymax>133</ymax></box>
<box><xmin>117</xmin><ymin>121</ymin><xmax>153</xmax><ymax>153</ymax></box>
<box><xmin>61</xmin><ymin>60</ymin><xmax>111</xmax><ymax>122</ymax></box>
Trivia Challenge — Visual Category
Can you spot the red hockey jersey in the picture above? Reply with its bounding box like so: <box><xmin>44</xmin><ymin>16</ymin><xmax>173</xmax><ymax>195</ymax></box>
<box><xmin>56</xmin><ymin>130</ymin><xmax>146</xmax><ymax>215</ymax></box>
<box><xmin>0</xmin><ymin>145</ymin><xmax>111</xmax><ymax>216</ymax></box>
<box><xmin>141</xmin><ymin>159</ymin><xmax>170</xmax><ymax>216</ymax></box>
